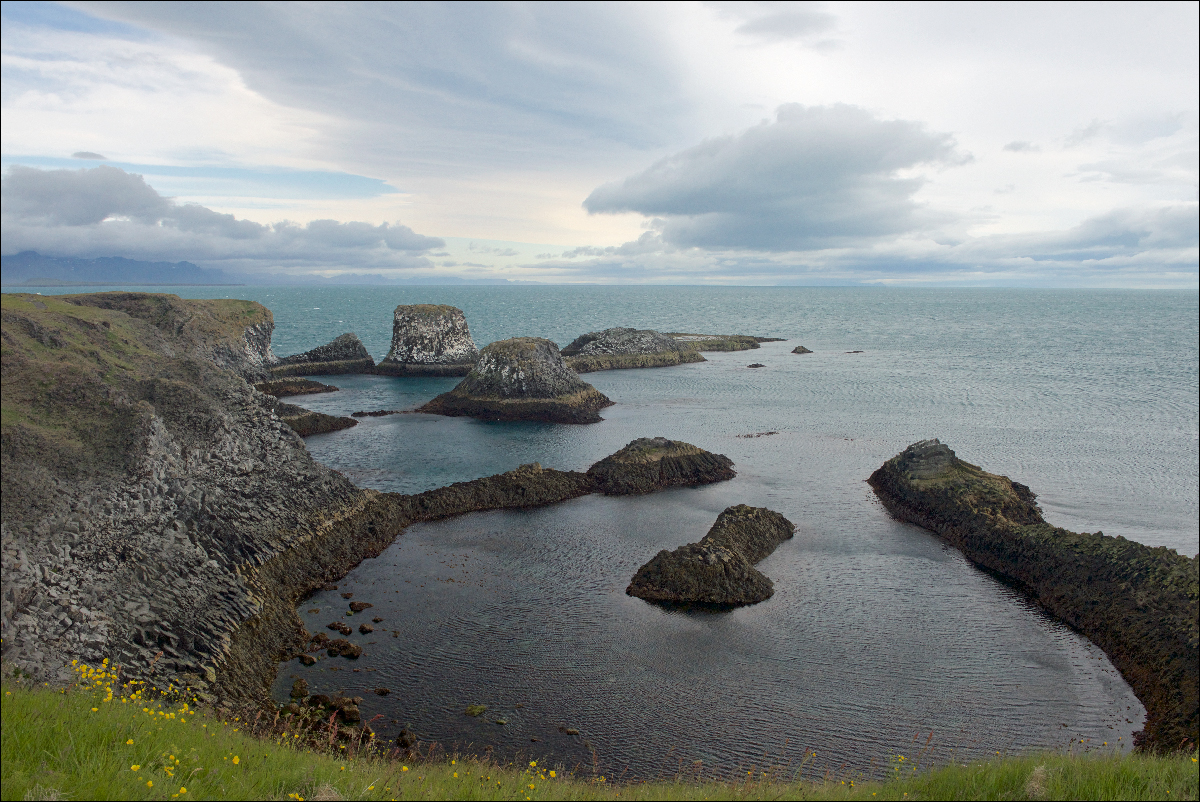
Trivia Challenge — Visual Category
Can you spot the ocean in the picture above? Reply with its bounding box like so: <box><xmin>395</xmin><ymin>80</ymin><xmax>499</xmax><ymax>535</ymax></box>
<box><xmin>9</xmin><ymin>284</ymin><xmax>1198</xmax><ymax>778</ymax></box>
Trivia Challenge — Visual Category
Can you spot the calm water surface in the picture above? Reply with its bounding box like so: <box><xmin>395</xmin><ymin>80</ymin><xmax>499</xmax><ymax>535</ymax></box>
<box><xmin>11</xmin><ymin>285</ymin><xmax>1196</xmax><ymax>777</ymax></box>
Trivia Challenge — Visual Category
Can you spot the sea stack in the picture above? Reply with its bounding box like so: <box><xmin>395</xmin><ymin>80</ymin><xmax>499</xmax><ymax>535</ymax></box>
<box><xmin>561</xmin><ymin>327</ymin><xmax>705</xmax><ymax>373</ymax></box>
<box><xmin>627</xmin><ymin>505</ymin><xmax>795</xmax><ymax>606</ymax></box>
<box><xmin>417</xmin><ymin>337</ymin><xmax>613</xmax><ymax>423</ymax></box>
<box><xmin>270</xmin><ymin>333</ymin><xmax>375</xmax><ymax>377</ymax></box>
<box><xmin>868</xmin><ymin>439</ymin><xmax>1198</xmax><ymax>752</ymax></box>
<box><xmin>374</xmin><ymin>304</ymin><xmax>479</xmax><ymax>376</ymax></box>
<box><xmin>587</xmin><ymin>437</ymin><xmax>735</xmax><ymax>494</ymax></box>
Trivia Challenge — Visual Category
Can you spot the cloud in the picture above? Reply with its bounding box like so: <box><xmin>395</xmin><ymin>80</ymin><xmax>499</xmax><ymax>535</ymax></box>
<box><xmin>71</xmin><ymin>151</ymin><xmax>108</xmax><ymax>160</ymax></box>
<box><xmin>1</xmin><ymin>165</ymin><xmax>444</xmax><ymax>271</ymax></box>
<box><xmin>584</xmin><ymin>104</ymin><xmax>965</xmax><ymax>251</ymax></box>
<box><xmin>1003</xmin><ymin>141</ymin><xmax>1038</xmax><ymax>152</ymax></box>
<box><xmin>708</xmin><ymin>1</ymin><xmax>837</xmax><ymax>44</ymax></box>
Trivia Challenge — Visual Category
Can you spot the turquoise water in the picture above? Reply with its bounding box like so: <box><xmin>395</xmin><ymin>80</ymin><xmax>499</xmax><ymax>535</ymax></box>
<box><xmin>10</xmin><ymin>284</ymin><xmax>1198</xmax><ymax>777</ymax></box>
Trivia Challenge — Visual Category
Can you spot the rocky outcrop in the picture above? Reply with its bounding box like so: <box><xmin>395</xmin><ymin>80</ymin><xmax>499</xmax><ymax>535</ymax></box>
<box><xmin>586</xmin><ymin>437</ymin><xmax>735</xmax><ymax>495</ymax></box>
<box><xmin>272</xmin><ymin>401</ymin><xmax>358</xmax><ymax>437</ymax></box>
<box><xmin>418</xmin><ymin>337</ymin><xmax>613</xmax><ymax>424</ymax></box>
<box><xmin>627</xmin><ymin>505</ymin><xmax>795</xmax><ymax>606</ymax></box>
<box><xmin>561</xmin><ymin>327</ymin><xmax>705</xmax><ymax>373</ymax></box>
<box><xmin>666</xmin><ymin>333</ymin><xmax>784</xmax><ymax>352</ymax></box>
<box><xmin>868</xmin><ymin>439</ymin><xmax>1199</xmax><ymax>753</ymax></box>
<box><xmin>791</xmin><ymin>345</ymin><xmax>813</xmax><ymax>354</ymax></box>
<box><xmin>270</xmin><ymin>333</ymin><xmax>375</xmax><ymax>377</ymax></box>
<box><xmin>255</xmin><ymin>378</ymin><xmax>340</xmax><ymax>397</ymax></box>
<box><xmin>373</xmin><ymin>304</ymin><xmax>479</xmax><ymax>377</ymax></box>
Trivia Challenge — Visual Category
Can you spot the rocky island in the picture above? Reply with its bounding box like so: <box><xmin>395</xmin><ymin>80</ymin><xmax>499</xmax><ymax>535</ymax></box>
<box><xmin>417</xmin><ymin>337</ymin><xmax>613</xmax><ymax>423</ymax></box>
<box><xmin>666</xmin><ymin>333</ymin><xmax>785</xmax><ymax>352</ymax></box>
<box><xmin>868</xmin><ymin>439</ymin><xmax>1198</xmax><ymax>752</ymax></box>
<box><xmin>587</xmin><ymin>437</ymin><xmax>735</xmax><ymax>494</ymax></box>
<box><xmin>560</xmin><ymin>327</ymin><xmax>705</xmax><ymax>372</ymax></box>
<box><xmin>373</xmin><ymin>304</ymin><xmax>479</xmax><ymax>376</ymax></box>
<box><xmin>627</xmin><ymin>505</ymin><xmax>795</xmax><ymax>606</ymax></box>
<box><xmin>270</xmin><ymin>332</ymin><xmax>375</xmax><ymax>377</ymax></box>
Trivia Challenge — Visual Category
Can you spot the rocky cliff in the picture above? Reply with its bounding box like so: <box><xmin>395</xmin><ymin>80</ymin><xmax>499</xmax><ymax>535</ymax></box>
<box><xmin>374</xmin><ymin>304</ymin><xmax>479</xmax><ymax>377</ymax></box>
<box><xmin>418</xmin><ymin>337</ymin><xmax>613</xmax><ymax>423</ymax></box>
<box><xmin>627</xmin><ymin>505</ymin><xmax>795</xmax><ymax>606</ymax></box>
<box><xmin>868</xmin><ymin>439</ymin><xmax>1199</xmax><ymax>753</ymax></box>
<box><xmin>271</xmin><ymin>333</ymin><xmax>375</xmax><ymax>377</ymax></box>
<box><xmin>587</xmin><ymin>437</ymin><xmax>735</xmax><ymax>494</ymax></box>
<box><xmin>561</xmin><ymin>327</ymin><xmax>705</xmax><ymax>372</ymax></box>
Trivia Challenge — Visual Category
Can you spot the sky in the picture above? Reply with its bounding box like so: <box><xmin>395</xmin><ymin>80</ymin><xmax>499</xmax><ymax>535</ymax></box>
<box><xmin>1</xmin><ymin>1</ymin><xmax>1197</xmax><ymax>286</ymax></box>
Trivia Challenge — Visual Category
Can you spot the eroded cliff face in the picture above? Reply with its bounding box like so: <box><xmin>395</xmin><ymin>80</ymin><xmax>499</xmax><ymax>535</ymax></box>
<box><xmin>0</xmin><ymin>293</ymin><xmax>371</xmax><ymax>700</ymax></box>
<box><xmin>868</xmin><ymin>439</ymin><xmax>1199</xmax><ymax>753</ymax></box>
<box><xmin>374</xmin><ymin>304</ymin><xmax>479</xmax><ymax>376</ymax></box>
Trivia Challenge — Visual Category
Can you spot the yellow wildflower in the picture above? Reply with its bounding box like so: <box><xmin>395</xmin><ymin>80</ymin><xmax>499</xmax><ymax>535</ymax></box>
<box><xmin>131</xmin><ymin>765</ymin><xmax>140</xmax><ymax>771</ymax></box>
<box><xmin>232</xmin><ymin>756</ymin><xmax>239</xmax><ymax>765</ymax></box>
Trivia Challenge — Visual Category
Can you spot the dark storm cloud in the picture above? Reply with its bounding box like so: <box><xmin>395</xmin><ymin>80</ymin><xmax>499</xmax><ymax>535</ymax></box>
<box><xmin>584</xmin><ymin>104</ymin><xmax>966</xmax><ymax>251</ymax></box>
<box><xmin>1</xmin><ymin>165</ymin><xmax>443</xmax><ymax>270</ymax></box>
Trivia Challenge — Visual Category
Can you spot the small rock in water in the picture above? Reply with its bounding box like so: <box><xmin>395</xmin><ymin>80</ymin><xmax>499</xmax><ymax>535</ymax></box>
<box><xmin>290</xmin><ymin>678</ymin><xmax>309</xmax><ymax>698</ymax></box>
<box><xmin>374</xmin><ymin>687</ymin><xmax>390</xmax><ymax>696</ymax></box>
<box><xmin>747</xmin><ymin>363</ymin><xmax>765</xmax><ymax>368</ymax></box>
<box><xmin>341</xmin><ymin>592</ymin><xmax>354</xmax><ymax>599</ymax></box>
<box><xmin>327</xmin><ymin>621</ymin><xmax>352</xmax><ymax>636</ymax></box>
<box><xmin>358</xmin><ymin>624</ymin><xmax>374</xmax><ymax>634</ymax></box>
<box><xmin>465</xmin><ymin>704</ymin><xmax>487</xmax><ymax>717</ymax></box>
<box><xmin>349</xmin><ymin>601</ymin><xmax>373</xmax><ymax>612</ymax></box>
<box><xmin>371</xmin><ymin>616</ymin><xmax>383</xmax><ymax>623</ymax></box>
<box><xmin>791</xmin><ymin>345</ymin><xmax>813</xmax><ymax>354</ymax></box>
<box><xmin>298</xmin><ymin>654</ymin><xmax>317</xmax><ymax>666</ymax></box>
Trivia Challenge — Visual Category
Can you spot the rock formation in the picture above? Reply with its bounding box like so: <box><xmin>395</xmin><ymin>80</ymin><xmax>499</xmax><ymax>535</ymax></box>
<box><xmin>373</xmin><ymin>304</ymin><xmax>479</xmax><ymax>376</ymax></box>
<box><xmin>417</xmin><ymin>337</ymin><xmax>613</xmax><ymax>423</ymax></box>
<box><xmin>270</xmin><ymin>333</ymin><xmax>375</xmax><ymax>377</ymax></box>
<box><xmin>255</xmin><ymin>379</ymin><xmax>340</xmax><ymax>397</ymax></box>
<box><xmin>561</xmin><ymin>327</ymin><xmax>705</xmax><ymax>372</ymax></box>
<box><xmin>586</xmin><ymin>437</ymin><xmax>735</xmax><ymax>494</ymax></box>
<box><xmin>791</xmin><ymin>345</ymin><xmax>813</xmax><ymax>354</ymax></box>
<box><xmin>627</xmin><ymin>505</ymin><xmax>795</xmax><ymax>606</ymax></box>
<box><xmin>868</xmin><ymin>439</ymin><xmax>1198</xmax><ymax>753</ymax></box>
<box><xmin>666</xmin><ymin>333</ymin><xmax>785</xmax><ymax>352</ymax></box>
<box><xmin>272</xmin><ymin>401</ymin><xmax>358</xmax><ymax>437</ymax></box>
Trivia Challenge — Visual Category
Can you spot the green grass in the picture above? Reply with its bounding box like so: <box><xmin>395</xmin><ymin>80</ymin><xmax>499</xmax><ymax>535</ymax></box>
<box><xmin>3</xmin><ymin>666</ymin><xmax>1196</xmax><ymax>801</ymax></box>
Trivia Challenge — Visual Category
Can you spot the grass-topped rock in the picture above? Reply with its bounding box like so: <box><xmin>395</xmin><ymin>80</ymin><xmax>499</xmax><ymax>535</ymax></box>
<box><xmin>270</xmin><ymin>333</ymin><xmax>375</xmax><ymax>377</ymax></box>
<box><xmin>561</xmin><ymin>327</ymin><xmax>705</xmax><ymax>373</ymax></box>
<box><xmin>418</xmin><ymin>337</ymin><xmax>613</xmax><ymax>423</ymax></box>
<box><xmin>868</xmin><ymin>439</ymin><xmax>1199</xmax><ymax>753</ymax></box>
<box><xmin>587</xmin><ymin>437</ymin><xmax>735</xmax><ymax>494</ymax></box>
<box><xmin>627</xmin><ymin>505</ymin><xmax>795</xmax><ymax>607</ymax></box>
<box><xmin>254</xmin><ymin>378</ymin><xmax>340</xmax><ymax>397</ymax></box>
<box><xmin>666</xmin><ymin>333</ymin><xmax>784</xmax><ymax>352</ymax></box>
<box><xmin>374</xmin><ymin>304</ymin><xmax>479</xmax><ymax>376</ymax></box>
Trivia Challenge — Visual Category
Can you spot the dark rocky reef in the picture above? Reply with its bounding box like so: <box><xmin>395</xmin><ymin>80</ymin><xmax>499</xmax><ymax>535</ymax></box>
<box><xmin>587</xmin><ymin>437</ymin><xmax>735</xmax><ymax>495</ymax></box>
<box><xmin>270</xmin><ymin>333</ymin><xmax>375</xmax><ymax>377</ymax></box>
<box><xmin>418</xmin><ymin>337</ymin><xmax>613</xmax><ymax>424</ymax></box>
<box><xmin>666</xmin><ymin>333</ymin><xmax>783</xmax><ymax>352</ymax></box>
<box><xmin>791</xmin><ymin>345</ymin><xmax>813</xmax><ymax>354</ymax></box>
<box><xmin>272</xmin><ymin>401</ymin><xmax>358</xmax><ymax>437</ymax></box>
<box><xmin>868</xmin><ymin>439</ymin><xmax>1198</xmax><ymax>753</ymax></box>
<box><xmin>373</xmin><ymin>304</ymin><xmax>479</xmax><ymax>377</ymax></box>
<box><xmin>627</xmin><ymin>505</ymin><xmax>795</xmax><ymax>606</ymax></box>
<box><xmin>255</xmin><ymin>378</ymin><xmax>340</xmax><ymax>397</ymax></box>
<box><xmin>561</xmin><ymin>327</ymin><xmax>705</xmax><ymax>373</ymax></box>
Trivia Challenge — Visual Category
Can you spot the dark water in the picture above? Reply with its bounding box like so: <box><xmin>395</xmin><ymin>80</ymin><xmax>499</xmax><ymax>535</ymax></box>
<box><xmin>10</xmin><ymin>284</ymin><xmax>1196</xmax><ymax>777</ymax></box>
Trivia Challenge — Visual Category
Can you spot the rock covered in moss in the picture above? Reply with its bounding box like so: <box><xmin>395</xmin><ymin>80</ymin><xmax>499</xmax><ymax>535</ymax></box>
<box><xmin>271</xmin><ymin>333</ymin><xmax>375</xmax><ymax>377</ymax></box>
<box><xmin>374</xmin><ymin>304</ymin><xmax>480</xmax><ymax>376</ymax></box>
<box><xmin>868</xmin><ymin>439</ymin><xmax>1198</xmax><ymax>752</ymax></box>
<box><xmin>561</xmin><ymin>327</ymin><xmax>706</xmax><ymax>372</ymax></box>
<box><xmin>627</xmin><ymin>505</ymin><xmax>795</xmax><ymax>606</ymax></box>
<box><xmin>586</xmin><ymin>437</ymin><xmax>735</xmax><ymax>495</ymax></box>
<box><xmin>417</xmin><ymin>337</ymin><xmax>613</xmax><ymax>423</ymax></box>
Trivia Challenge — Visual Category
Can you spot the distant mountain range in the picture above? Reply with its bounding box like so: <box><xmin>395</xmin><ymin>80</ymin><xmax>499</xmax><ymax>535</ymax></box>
<box><xmin>1</xmin><ymin>251</ymin><xmax>239</xmax><ymax>286</ymax></box>
<box><xmin>0</xmin><ymin>251</ymin><xmax>536</xmax><ymax>286</ymax></box>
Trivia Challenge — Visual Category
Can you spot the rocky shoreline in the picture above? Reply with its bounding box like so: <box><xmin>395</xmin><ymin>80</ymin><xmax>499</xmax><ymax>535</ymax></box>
<box><xmin>868</xmin><ymin>439</ymin><xmax>1199</xmax><ymax>753</ymax></box>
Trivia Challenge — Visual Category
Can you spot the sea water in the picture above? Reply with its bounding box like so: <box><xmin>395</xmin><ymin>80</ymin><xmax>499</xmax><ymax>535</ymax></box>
<box><xmin>10</xmin><ymin>284</ymin><xmax>1198</xmax><ymax>777</ymax></box>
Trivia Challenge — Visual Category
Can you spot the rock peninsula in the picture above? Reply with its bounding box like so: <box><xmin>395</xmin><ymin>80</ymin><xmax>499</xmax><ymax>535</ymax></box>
<box><xmin>627</xmin><ymin>505</ymin><xmax>795</xmax><ymax>606</ymax></box>
<box><xmin>561</xmin><ymin>327</ymin><xmax>705</xmax><ymax>372</ymax></box>
<box><xmin>587</xmin><ymin>437</ymin><xmax>735</xmax><ymax>494</ymax></box>
<box><xmin>417</xmin><ymin>337</ymin><xmax>613</xmax><ymax>423</ymax></box>
<box><xmin>868</xmin><ymin>439</ymin><xmax>1198</xmax><ymax>753</ymax></box>
<box><xmin>270</xmin><ymin>333</ymin><xmax>375</xmax><ymax>377</ymax></box>
<box><xmin>373</xmin><ymin>304</ymin><xmax>479</xmax><ymax>376</ymax></box>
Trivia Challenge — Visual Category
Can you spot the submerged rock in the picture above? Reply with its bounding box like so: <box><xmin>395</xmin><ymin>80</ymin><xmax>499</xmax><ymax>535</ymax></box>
<box><xmin>627</xmin><ymin>505</ymin><xmax>795</xmax><ymax>606</ymax></box>
<box><xmin>273</xmin><ymin>401</ymin><xmax>357</xmax><ymax>437</ymax></box>
<box><xmin>586</xmin><ymin>437</ymin><xmax>735</xmax><ymax>495</ymax></box>
<box><xmin>418</xmin><ymin>337</ymin><xmax>613</xmax><ymax>423</ymax></box>
<box><xmin>561</xmin><ymin>327</ymin><xmax>705</xmax><ymax>373</ymax></box>
<box><xmin>271</xmin><ymin>333</ymin><xmax>375</xmax><ymax>377</ymax></box>
<box><xmin>868</xmin><ymin>439</ymin><xmax>1199</xmax><ymax>753</ymax></box>
<box><xmin>374</xmin><ymin>304</ymin><xmax>480</xmax><ymax>376</ymax></box>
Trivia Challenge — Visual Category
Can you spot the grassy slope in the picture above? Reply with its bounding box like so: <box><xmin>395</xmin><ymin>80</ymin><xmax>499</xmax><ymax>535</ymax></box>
<box><xmin>3</xmin><ymin>674</ymin><xmax>1196</xmax><ymax>801</ymax></box>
